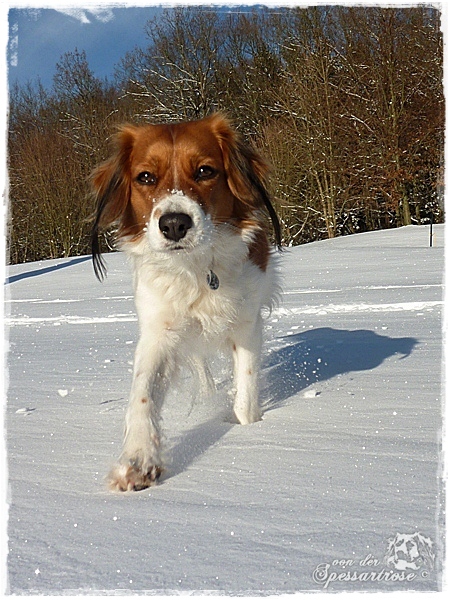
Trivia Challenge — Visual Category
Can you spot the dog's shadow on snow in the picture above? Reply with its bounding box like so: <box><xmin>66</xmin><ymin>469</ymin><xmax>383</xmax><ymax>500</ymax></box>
<box><xmin>168</xmin><ymin>417</ymin><xmax>233</xmax><ymax>479</ymax></box>
<box><xmin>166</xmin><ymin>327</ymin><xmax>417</xmax><ymax>480</ymax></box>
<box><xmin>263</xmin><ymin>327</ymin><xmax>418</xmax><ymax>410</ymax></box>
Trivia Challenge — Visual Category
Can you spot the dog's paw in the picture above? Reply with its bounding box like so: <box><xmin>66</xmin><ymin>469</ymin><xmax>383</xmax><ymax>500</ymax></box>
<box><xmin>108</xmin><ymin>463</ymin><xmax>163</xmax><ymax>492</ymax></box>
<box><xmin>234</xmin><ymin>406</ymin><xmax>262</xmax><ymax>425</ymax></box>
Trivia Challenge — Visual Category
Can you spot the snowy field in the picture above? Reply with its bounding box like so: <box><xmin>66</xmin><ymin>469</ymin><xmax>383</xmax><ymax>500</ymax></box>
<box><xmin>4</xmin><ymin>224</ymin><xmax>445</xmax><ymax>594</ymax></box>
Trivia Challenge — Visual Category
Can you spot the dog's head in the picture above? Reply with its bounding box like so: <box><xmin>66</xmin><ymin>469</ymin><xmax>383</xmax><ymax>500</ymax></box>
<box><xmin>90</xmin><ymin>113</ymin><xmax>280</xmax><ymax>279</ymax></box>
<box><xmin>385</xmin><ymin>533</ymin><xmax>435</xmax><ymax>571</ymax></box>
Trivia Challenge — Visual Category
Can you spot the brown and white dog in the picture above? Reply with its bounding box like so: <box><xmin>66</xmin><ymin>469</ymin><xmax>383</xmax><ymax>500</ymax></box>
<box><xmin>91</xmin><ymin>113</ymin><xmax>281</xmax><ymax>491</ymax></box>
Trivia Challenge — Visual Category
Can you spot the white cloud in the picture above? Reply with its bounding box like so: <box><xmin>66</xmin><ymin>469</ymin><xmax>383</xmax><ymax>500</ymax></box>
<box><xmin>56</xmin><ymin>8</ymin><xmax>115</xmax><ymax>24</ymax></box>
<box><xmin>8</xmin><ymin>22</ymin><xmax>18</xmax><ymax>66</ymax></box>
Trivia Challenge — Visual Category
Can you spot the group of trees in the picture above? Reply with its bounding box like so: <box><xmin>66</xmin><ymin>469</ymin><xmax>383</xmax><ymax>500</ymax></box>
<box><xmin>8</xmin><ymin>5</ymin><xmax>444</xmax><ymax>264</ymax></box>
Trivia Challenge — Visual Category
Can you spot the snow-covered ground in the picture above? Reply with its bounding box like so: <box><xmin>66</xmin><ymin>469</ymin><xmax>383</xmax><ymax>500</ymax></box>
<box><xmin>4</xmin><ymin>224</ymin><xmax>445</xmax><ymax>594</ymax></box>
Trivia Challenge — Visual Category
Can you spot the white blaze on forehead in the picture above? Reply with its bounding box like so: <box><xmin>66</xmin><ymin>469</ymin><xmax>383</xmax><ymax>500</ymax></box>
<box><xmin>171</xmin><ymin>150</ymin><xmax>182</xmax><ymax>189</ymax></box>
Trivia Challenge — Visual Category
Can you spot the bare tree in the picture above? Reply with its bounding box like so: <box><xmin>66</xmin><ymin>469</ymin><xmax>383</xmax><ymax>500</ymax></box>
<box><xmin>335</xmin><ymin>6</ymin><xmax>444</xmax><ymax>227</ymax></box>
<box><xmin>8</xmin><ymin>52</ymin><xmax>125</xmax><ymax>263</ymax></box>
<box><xmin>118</xmin><ymin>7</ymin><xmax>226</xmax><ymax>122</ymax></box>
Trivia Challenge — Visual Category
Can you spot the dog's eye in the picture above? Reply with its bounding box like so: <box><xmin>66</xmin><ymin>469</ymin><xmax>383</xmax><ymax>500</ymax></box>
<box><xmin>136</xmin><ymin>172</ymin><xmax>157</xmax><ymax>186</ymax></box>
<box><xmin>195</xmin><ymin>165</ymin><xmax>217</xmax><ymax>181</ymax></box>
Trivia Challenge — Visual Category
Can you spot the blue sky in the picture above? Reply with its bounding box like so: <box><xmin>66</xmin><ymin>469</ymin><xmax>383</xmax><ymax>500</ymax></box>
<box><xmin>6</xmin><ymin>1</ymin><xmax>418</xmax><ymax>91</ymax></box>
<box><xmin>7</xmin><ymin>5</ymin><xmax>165</xmax><ymax>89</ymax></box>
<box><xmin>6</xmin><ymin>2</ymin><xmax>283</xmax><ymax>91</ymax></box>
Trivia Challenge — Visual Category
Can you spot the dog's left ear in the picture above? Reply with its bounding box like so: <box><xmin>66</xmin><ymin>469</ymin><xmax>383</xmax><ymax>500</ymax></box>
<box><xmin>209</xmin><ymin>113</ymin><xmax>282</xmax><ymax>248</ymax></box>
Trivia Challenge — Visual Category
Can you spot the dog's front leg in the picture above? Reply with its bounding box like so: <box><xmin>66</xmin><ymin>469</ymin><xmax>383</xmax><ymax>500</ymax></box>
<box><xmin>108</xmin><ymin>332</ymin><xmax>172</xmax><ymax>491</ymax></box>
<box><xmin>232</xmin><ymin>315</ymin><xmax>263</xmax><ymax>425</ymax></box>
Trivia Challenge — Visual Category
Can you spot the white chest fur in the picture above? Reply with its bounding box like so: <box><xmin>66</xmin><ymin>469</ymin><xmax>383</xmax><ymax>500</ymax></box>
<box><xmin>128</xmin><ymin>227</ymin><xmax>274</xmax><ymax>347</ymax></box>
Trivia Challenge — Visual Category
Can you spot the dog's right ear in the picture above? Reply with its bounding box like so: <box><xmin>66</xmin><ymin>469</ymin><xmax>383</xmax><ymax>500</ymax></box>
<box><xmin>90</xmin><ymin>125</ymin><xmax>137</xmax><ymax>280</ymax></box>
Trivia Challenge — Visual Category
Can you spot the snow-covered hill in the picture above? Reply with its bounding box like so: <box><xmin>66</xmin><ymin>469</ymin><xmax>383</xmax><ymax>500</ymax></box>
<box><xmin>4</xmin><ymin>225</ymin><xmax>444</xmax><ymax>593</ymax></box>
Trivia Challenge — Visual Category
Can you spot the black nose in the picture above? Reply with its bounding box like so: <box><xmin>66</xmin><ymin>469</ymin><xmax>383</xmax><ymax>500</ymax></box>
<box><xmin>158</xmin><ymin>212</ymin><xmax>193</xmax><ymax>242</ymax></box>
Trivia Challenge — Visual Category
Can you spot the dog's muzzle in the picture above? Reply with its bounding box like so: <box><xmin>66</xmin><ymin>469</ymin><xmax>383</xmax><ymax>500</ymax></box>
<box><xmin>146</xmin><ymin>193</ymin><xmax>212</xmax><ymax>253</ymax></box>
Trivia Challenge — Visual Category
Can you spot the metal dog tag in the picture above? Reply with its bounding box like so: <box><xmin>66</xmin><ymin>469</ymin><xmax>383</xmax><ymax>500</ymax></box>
<box><xmin>207</xmin><ymin>269</ymin><xmax>220</xmax><ymax>290</ymax></box>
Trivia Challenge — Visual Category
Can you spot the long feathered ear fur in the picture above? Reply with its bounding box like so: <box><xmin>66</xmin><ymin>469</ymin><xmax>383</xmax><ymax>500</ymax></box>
<box><xmin>208</xmin><ymin>113</ymin><xmax>282</xmax><ymax>248</ymax></box>
<box><xmin>90</xmin><ymin>126</ymin><xmax>137</xmax><ymax>280</ymax></box>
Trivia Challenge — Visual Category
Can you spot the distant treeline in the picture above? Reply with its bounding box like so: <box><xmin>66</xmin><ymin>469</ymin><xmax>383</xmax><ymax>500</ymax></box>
<box><xmin>8</xmin><ymin>5</ymin><xmax>444</xmax><ymax>264</ymax></box>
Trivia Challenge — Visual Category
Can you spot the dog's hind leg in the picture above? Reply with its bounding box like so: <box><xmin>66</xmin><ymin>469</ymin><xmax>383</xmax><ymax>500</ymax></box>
<box><xmin>190</xmin><ymin>355</ymin><xmax>216</xmax><ymax>397</ymax></box>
